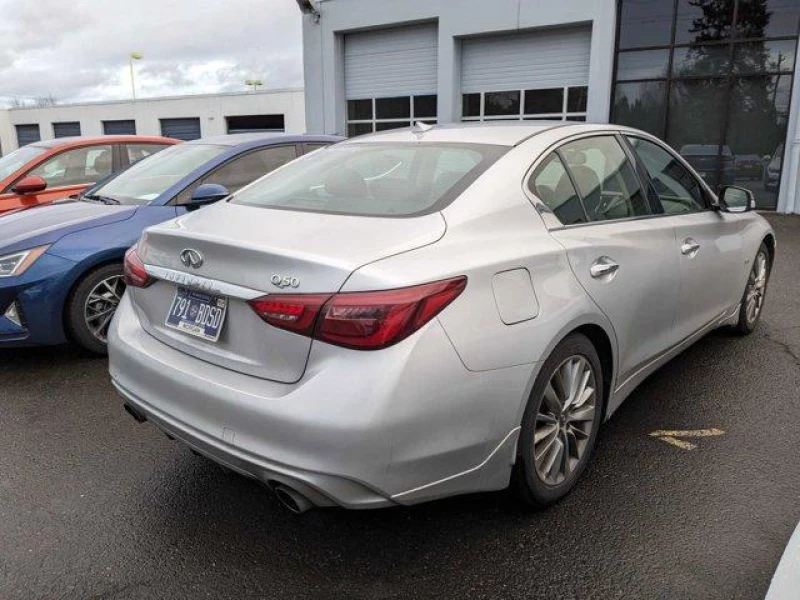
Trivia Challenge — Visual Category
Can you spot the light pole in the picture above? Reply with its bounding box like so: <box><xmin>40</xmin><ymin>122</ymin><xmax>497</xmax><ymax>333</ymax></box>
<box><xmin>245</xmin><ymin>79</ymin><xmax>263</xmax><ymax>92</ymax></box>
<box><xmin>129</xmin><ymin>51</ymin><xmax>143</xmax><ymax>100</ymax></box>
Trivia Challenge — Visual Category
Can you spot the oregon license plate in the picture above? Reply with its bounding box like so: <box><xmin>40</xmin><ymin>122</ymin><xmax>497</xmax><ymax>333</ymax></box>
<box><xmin>165</xmin><ymin>287</ymin><xmax>228</xmax><ymax>342</ymax></box>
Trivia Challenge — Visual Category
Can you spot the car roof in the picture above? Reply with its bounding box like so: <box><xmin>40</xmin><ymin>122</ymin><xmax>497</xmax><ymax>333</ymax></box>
<box><xmin>187</xmin><ymin>133</ymin><xmax>343</xmax><ymax>148</ymax></box>
<box><xmin>32</xmin><ymin>135</ymin><xmax>178</xmax><ymax>149</ymax></box>
<box><xmin>342</xmin><ymin>121</ymin><xmax>573</xmax><ymax>147</ymax></box>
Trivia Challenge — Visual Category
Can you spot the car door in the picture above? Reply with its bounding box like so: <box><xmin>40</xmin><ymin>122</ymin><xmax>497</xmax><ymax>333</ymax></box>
<box><xmin>625</xmin><ymin>136</ymin><xmax>745</xmax><ymax>341</ymax></box>
<box><xmin>532</xmin><ymin>134</ymin><xmax>681</xmax><ymax>385</ymax></box>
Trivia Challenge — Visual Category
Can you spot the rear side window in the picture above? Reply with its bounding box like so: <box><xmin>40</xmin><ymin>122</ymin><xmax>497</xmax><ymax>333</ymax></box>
<box><xmin>28</xmin><ymin>145</ymin><xmax>113</xmax><ymax>187</ymax></box>
<box><xmin>231</xmin><ymin>143</ymin><xmax>507</xmax><ymax>217</ymax></box>
<box><xmin>557</xmin><ymin>136</ymin><xmax>650</xmax><ymax>223</ymax></box>
<box><xmin>626</xmin><ymin>137</ymin><xmax>707</xmax><ymax>215</ymax></box>
<box><xmin>529</xmin><ymin>153</ymin><xmax>586</xmax><ymax>225</ymax></box>
<box><xmin>126</xmin><ymin>143</ymin><xmax>169</xmax><ymax>165</ymax></box>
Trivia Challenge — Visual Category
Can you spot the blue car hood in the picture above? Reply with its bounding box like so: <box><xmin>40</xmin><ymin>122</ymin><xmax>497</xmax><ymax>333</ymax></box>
<box><xmin>0</xmin><ymin>201</ymin><xmax>137</xmax><ymax>254</ymax></box>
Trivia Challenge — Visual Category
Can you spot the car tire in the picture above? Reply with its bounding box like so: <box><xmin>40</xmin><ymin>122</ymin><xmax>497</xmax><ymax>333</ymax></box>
<box><xmin>512</xmin><ymin>333</ymin><xmax>604</xmax><ymax>509</ymax></box>
<box><xmin>734</xmin><ymin>242</ymin><xmax>770</xmax><ymax>335</ymax></box>
<box><xmin>65</xmin><ymin>263</ymin><xmax>126</xmax><ymax>355</ymax></box>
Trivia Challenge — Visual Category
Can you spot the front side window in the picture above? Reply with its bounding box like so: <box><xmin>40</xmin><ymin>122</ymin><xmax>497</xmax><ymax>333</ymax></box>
<box><xmin>88</xmin><ymin>143</ymin><xmax>227</xmax><ymax>205</ymax></box>
<box><xmin>175</xmin><ymin>146</ymin><xmax>298</xmax><ymax>205</ymax></box>
<box><xmin>28</xmin><ymin>145</ymin><xmax>113</xmax><ymax>188</ymax></box>
<box><xmin>557</xmin><ymin>136</ymin><xmax>650</xmax><ymax>222</ymax></box>
<box><xmin>232</xmin><ymin>143</ymin><xmax>506</xmax><ymax>217</ymax></box>
<box><xmin>627</xmin><ymin>136</ymin><xmax>707</xmax><ymax>215</ymax></box>
<box><xmin>529</xmin><ymin>153</ymin><xmax>586</xmax><ymax>225</ymax></box>
<box><xmin>0</xmin><ymin>146</ymin><xmax>45</xmax><ymax>184</ymax></box>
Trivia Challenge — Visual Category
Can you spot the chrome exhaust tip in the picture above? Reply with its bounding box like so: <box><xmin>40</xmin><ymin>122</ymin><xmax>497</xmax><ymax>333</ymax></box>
<box><xmin>272</xmin><ymin>484</ymin><xmax>314</xmax><ymax>514</ymax></box>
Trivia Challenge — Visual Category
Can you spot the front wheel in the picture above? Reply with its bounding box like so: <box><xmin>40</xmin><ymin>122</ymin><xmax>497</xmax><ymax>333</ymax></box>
<box><xmin>65</xmin><ymin>263</ymin><xmax>126</xmax><ymax>355</ymax></box>
<box><xmin>513</xmin><ymin>333</ymin><xmax>604</xmax><ymax>509</ymax></box>
<box><xmin>734</xmin><ymin>243</ymin><xmax>770</xmax><ymax>335</ymax></box>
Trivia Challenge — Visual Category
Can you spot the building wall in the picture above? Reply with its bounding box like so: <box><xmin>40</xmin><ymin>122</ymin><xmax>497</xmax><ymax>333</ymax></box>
<box><xmin>0</xmin><ymin>88</ymin><xmax>306</xmax><ymax>152</ymax></box>
<box><xmin>302</xmin><ymin>0</ymin><xmax>617</xmax><ymax>135</ymax></box>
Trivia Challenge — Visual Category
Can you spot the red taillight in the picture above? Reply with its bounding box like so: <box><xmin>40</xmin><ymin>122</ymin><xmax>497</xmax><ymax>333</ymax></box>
<box><xmin>123</xmin><ymin>245</ymin><xmax>153</xmax><ymax>288</ymax></box>
<box><xmin>248</xmin><ymin>277</ymin><xmax>466</xmax><ymax>350</ymax></box>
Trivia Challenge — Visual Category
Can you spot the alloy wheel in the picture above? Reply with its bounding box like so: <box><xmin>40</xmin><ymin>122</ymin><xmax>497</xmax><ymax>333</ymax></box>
<box><xmin>534</xmin><ymin>355</ymin><xmax>597</xmax><ymax>486</ymax></box>
<box><xmin>745</xmin><ymin>250</ymin><xmax>768</xmax><ymax>325</ymax></box>
<box><xmin>84</xmin><ymin>275</ymin><xmax>125</xmax><ymax>343</ymax></box>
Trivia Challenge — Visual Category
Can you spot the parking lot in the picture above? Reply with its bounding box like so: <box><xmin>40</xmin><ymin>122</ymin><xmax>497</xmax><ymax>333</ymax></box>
<box><xmin>0</xmin><ymin>213</ymin><xmax>797</xmax><ymax>600</ymax></box>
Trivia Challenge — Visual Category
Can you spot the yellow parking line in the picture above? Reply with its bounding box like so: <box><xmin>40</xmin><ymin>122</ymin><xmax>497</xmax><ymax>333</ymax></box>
<box><xmin>649</xmin><ymin>428</ymin><xmax>725</xmax><ymax>450</ymax></box>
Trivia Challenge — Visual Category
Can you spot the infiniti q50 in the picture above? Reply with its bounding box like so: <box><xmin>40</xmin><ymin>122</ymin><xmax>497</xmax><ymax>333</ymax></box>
<box><xmin>108</xmin><ymin>123</ymin><xmax>774</xmax><ymax>512</ymax></box>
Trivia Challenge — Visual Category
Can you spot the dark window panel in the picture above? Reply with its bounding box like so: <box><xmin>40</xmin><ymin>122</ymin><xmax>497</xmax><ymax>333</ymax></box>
<box><xmin>347</xmin><ymin>123</ymin><xmax>373</xmax><ymax>137</ymax></box>
<box><xmin>414</xmin><ymin>95</ymin><xmax>437</xmax><ymax>118</ymax></box>
<box><xmin>484</xmin><ymin>91</ymin><xmax>520</xmax><ymax>116</ymax></box>
<box><xmin>462</xmin><ymin>93</ymin><xmax>481</xmax><ymax>117</ymax></box>
<box><xmin>612</xmin><ymin>81</ymin><xmax>667</xmax><ymax>137</ymax></box>
<box><xmin>225</xmin><ymin>114</ymin><xmax>285</xmax><ymax>133</ymax></box>
<box><xmin>726</xmin><ymin>74</ymin><xmax>793</xmax><ymax>207</ymax></box>
<box><xmin>375</xmin><ymin>96</ymin><xmax>411</xmax><ymax>119</ymax></box>
<box><xmin>667</xmin><ymin>78</ymin><xmax>729</xmax><ymax>189</ymax></box>
<box><xmin>347</xmin><ymin>99</ymin><xmax>372</xmax><ymax>121</ymax></box>
<box><xmin>616</xmin><ymin>49</ymin><xmax>671</xmax><ymax>81</ymax></box>
<box><xmin>375</xmin><ymin>121</ymin><xmax>411</xmax><ymax>131</ymax></box>
<box><xmin>618</xmin><ymin>0</ymin><xmax>675</xmax><ymax>49</ymax></box>
<box><xmin>524</xmin><ymin>88</ymin><xmax>563</xmax><ymax>114</ymax></box>
<box><xmin>733</xmin><ymin>39</ymin><xmax>797</xmax><ymax>75</ymax></box>
<box><xmin>672</xmin><ymin>45</ymin><xmax>732</xmax><ymax>77</ymax></box>
<box><xmin>567</xmin><ymin>86</ymin><xmax>589</xmax><ymax>113</ymax></box>
<box><xmin>566</xmin><ymin>115</ymin><xmax>588</xmax><ymax>122</ymax></box>
<box><xmin>675</xmin><ymin>0</ymin><xmax>735</xmax><ymax>45</ymax></box>
<box><xmin>736</xmin><ymin>0</ymin><xmax>800</xmax><ymax>40</ymax></box>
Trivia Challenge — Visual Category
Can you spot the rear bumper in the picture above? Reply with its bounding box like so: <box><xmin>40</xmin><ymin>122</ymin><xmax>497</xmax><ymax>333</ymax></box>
<box><xmin>109</xmin><ymin>294</ymin><xmax>531</xmax><ymax>508</ymax></box>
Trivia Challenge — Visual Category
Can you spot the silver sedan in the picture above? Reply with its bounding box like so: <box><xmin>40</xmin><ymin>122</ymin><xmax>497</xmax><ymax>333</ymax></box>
<box><xmin>108</xmin><ymin>123</ymin><xmax>774</xmax><ymax>512</ymax></box>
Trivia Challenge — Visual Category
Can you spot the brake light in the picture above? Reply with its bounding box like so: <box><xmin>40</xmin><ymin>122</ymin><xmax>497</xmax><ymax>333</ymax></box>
<box><xmin>248</xmin><ymin>276</ymin><xmax>466</xmax><ymax>350</ymax></box>
<box><xmin>123</xmin><ymin>245</ymin><xmax>153</xmax><ymax>288</ymax></box>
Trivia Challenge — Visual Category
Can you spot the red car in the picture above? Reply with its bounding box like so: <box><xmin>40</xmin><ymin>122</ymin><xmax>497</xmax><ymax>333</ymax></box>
<box><xmin>0</xmin><ymin>135</ymin><xmax>179</xmax><ymax>214</ymax></box>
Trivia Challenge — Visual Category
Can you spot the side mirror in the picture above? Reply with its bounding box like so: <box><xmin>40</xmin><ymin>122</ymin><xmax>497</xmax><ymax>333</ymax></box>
<box><xmin>185</xmin><ymin>183</ymin><xmax>230</xmax><ymax>211</ymax></box>
<box><xmin>720</xmin><ymin>185</ymin><xmax>755</xmax><ymax>213</ymax></box>
<box><xmin>12</xmin><ymin>175</ymin><xmax>47</xmax><ymax>195</ymax></box>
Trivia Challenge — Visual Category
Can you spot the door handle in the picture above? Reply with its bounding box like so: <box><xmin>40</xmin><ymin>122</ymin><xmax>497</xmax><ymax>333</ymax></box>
<box><xmin>681</xmin><ymin>238</ymin><xmax>701</xmax><ymax>256</ymax></box>
<box><xmin>590</xmin><ymin>257</ymin><xmax>620</xmax><ymax>279</ymax></box>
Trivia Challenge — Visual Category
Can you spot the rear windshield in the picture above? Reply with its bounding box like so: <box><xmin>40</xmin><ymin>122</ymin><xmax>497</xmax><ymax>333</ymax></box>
<box><xmin>231</xmin><ymin>142</ymin><xmax>507</xmax><ymax>217</ymax></box>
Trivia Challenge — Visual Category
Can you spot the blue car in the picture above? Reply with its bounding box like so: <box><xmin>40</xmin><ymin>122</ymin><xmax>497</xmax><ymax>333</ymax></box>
<box><xmin>0</xmin><ymin>133</ymin><xmax>340</xmax><ymax>354</ymax></box>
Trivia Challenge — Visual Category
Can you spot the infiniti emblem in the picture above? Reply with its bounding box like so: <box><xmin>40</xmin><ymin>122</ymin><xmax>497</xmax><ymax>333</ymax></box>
<box><xmin>180</xmin><ymin>249</ymin><xmax>204</xmax><ymax>269</ymax></box>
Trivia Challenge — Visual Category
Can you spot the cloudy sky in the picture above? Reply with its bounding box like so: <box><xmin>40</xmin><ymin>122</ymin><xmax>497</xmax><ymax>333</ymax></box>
<box><xmin>0</xmin><ymin>0</ymin><xmax>303</xmax><ymax>106</ymax></box>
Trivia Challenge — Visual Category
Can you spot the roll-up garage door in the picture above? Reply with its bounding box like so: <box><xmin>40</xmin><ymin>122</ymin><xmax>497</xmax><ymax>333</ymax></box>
<box><xmin>53</xmin><ymin>122</ymin><xmax>81</xmax><ymax>138</ymax></box>
<box><xmin>160</xmin><ymin>118</ymin><xmax>202</xmax><ymax>141</ymax></box>
<box><xmin>461</xmin><ymin>26</ymin><xmax>591</xmax><ymax>93</ymax></box>
<box><xmin>344</xmin><ymin>23</ymin><xmax>438</xmax><ymax>99</ymax></box>
<box><xmin>16</xmin><ymin>124</ymin><xmax>41</xmax><ymax>147</ymax></box>
<box><xmin>103</xmin><ymin>120</ymin><xmax>136</xmax><ymax>135</ymax></box>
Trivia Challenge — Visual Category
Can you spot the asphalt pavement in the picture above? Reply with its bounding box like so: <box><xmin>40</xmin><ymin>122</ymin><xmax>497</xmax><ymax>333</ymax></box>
<box><xmin>1</xmin><ymin>214</ymin><xmax>798</xmax><ymax>600</ymax></box>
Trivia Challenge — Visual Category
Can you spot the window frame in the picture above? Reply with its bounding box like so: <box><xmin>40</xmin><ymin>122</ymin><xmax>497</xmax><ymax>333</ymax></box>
<box><xmin>462</xmin><ymin>86</ymin><xmax>589</xmax><ymax>123</ymax></box>
<box><xmin>346</xmin><ymin>95</ymin><xmax>438</xmax><ymax>137</ymax></box>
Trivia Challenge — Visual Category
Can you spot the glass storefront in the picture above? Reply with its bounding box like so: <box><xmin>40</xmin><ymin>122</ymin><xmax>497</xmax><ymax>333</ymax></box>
<box><xmin>612</xmin><ymin>0</ymin><xmax>800</xmax><ymax>208</ymax></box>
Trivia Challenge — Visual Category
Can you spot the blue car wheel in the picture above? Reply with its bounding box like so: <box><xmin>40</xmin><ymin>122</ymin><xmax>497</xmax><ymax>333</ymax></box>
<box><xmin>65</xmin><ymin>262</ymin><xmax>126</xmax><ymax>355</ymax></box>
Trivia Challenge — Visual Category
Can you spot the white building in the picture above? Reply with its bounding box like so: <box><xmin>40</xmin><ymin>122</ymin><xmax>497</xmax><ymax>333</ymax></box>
<box><xmin>0</xmin><ymin>87</ymin><xmax>306</xmax><ymax>151</ymax></box>
<box><xmin>300</xmin><ymin>0</ymin><xmax>800</xmax><ymax>214</ymax></box>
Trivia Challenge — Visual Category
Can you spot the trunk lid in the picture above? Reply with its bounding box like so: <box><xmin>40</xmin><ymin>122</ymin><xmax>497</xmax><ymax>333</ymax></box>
<box><xmin>132</xmin><ymin>202</ymin><xmax>446</xmax><ymax>382</ymax></box>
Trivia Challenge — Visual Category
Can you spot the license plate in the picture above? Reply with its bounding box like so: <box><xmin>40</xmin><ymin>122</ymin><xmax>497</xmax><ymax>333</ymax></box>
<box><xmin>165</xmin><ymin>287</ymin><xmax>228</xmax><ymax>342</ymax></box>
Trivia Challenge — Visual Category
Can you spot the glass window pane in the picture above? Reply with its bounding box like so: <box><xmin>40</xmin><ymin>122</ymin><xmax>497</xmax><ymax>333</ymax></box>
<box><xmin>524</xmin><ymin>88</ymin><xmax>563</xmax><ymax>114</ymax></box>
<box><xmin>612</xmin><ymin>81</ymin><xmax>667</xmax><ymax>137</ymax></box>
<box><xmin>567</xmin><ymin>87</ymin><xmax>589</xmax><ymax>113</ymax></box>
<box><xmin>29</xmin><ymin>145</ymin><xmax>113</xmax><ymax>187</ymax></box>
<box><xmin>667</xmin><ymin>79</ymin><xmax>728</xmax><ymax>189</ymax></box>
<box><xmin>617</xmin><ymin>49</ymin><xmax>671</xmax><ymax>80</ymax></box>
<box><xmin>618</xmin><ymin>0</ymin><xmax>674</xmax><ymax>49</ymax></box>
<box><xmin>726</xmin><ymin>75</ymin><xmax>792</xmax><ymax>208</ymax></box>
<box><xmin>558</xmin><ymin>136</ymin><xmax>651</xmax><ymax>222</ymax></box>
<box><xmin>733</xmin><ymin>40</ymin><xmax>797</xmax><ymax>75</ymax></box>
<box><xmin>566</xmin><ymin>116</ymin><xmax>588</xmax><ymax>122</ymax></box>
<box><xmin>376</xmin><ymin>97</ymin><xmax>411</xmax><ymax>119</ymax></box>
<box><xmin>736</xmin><ymin>0</ymin><xmax>800</xmax><ymax>39</ymax></box>
<box><xmin>529</xmin><ymin>153</ymin><xmax>586</xmax><ymax>225</ymax></box>
<box><xmin>375</xmin><ymin>121</ymin><xmax>411</xmax><ymax>131</ymax></box>
<box><xmin>627</xmin><ymin>136</ymin><xmax>707</xmax><ymax>214</ymax></box>
<box><xmin>414</xmin><ymin>95</ymin><xmax>437</xmax><ymax>118</ymax></box>
<box><xmin>676</xmin><ymin>0</ymin><xmax>735</xmax><ymax>44</ymax></box>
<box><xmin>347</xmin><ymin>99</ymin><xmax>372</xmax><ymax>121</ymax></box>
<box><xmin>126</xmin><ymin>144</ymin><xmax>168</xmax><ymax>165</ymax></box>
<box><xmin>672</xmin><ymin>45</ymin><xmax>732</xmax><ymax>77</ymax></box>
<box><xmin>484</xmin><ymin>91</ymin><xmax>520</xmax><ymax>116</ymax></box>
<box><xmin>347</xmin><ymin>123</ymin><xmax>373</xmax><ymax>138</ymax></box>
<box><xmin>462</xmin><ymin>93</ymin><xmax>481</xmax><ymax>118</ymax></box>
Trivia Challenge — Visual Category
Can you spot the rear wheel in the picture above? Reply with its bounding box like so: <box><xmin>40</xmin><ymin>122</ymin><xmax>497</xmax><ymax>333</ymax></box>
<box><xmin>65</xmin><ymin>263</ymin><xmax>126</xmax><ymax>355</ymax></box>
<box><xmin>513</xmin><ymin>333</ymin><xmax>604</xmax><ymax>509</ymax></box>
<box><xmin>734</xmin><ymin>243</ymin><xmax>770</xmax><ymax>335</ymax></box>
